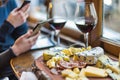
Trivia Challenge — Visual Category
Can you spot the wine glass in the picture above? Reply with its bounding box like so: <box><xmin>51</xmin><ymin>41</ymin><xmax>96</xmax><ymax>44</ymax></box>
<box><xmin>74</xmin><ymin>2</ymin><xmax>97</xmax><ymax>48</ymax></box>
<box><xmin>47</xmin><ymin>0</ymin><xmax>67</xmax><ymax>46</ymax></box>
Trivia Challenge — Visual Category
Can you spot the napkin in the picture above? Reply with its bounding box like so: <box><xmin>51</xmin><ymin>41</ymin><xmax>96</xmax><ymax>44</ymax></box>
<box><xmin>20</xmin><ymin>71</ymin><xmax>38</xmax><ymax>80</ymax></box>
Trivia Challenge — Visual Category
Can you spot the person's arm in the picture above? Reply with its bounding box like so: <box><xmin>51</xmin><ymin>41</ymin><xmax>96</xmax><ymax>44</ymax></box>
<box><xmin>0</xmin><ymin>2</ymin><xmax>30</xmax><ymax>38</ymax></box>
<box><xmin>0</xmin><ymin>20</ymin><xmax>15</xmax><ymax>42</ymax></box>
<box><xmin>12</xmin><ymin>23</ymin><xmax>28</xmax><ymax>40</ymax></box>
<box><xmin>0</xmin><ymin>48</ymin><xmax>16</xmax><ymax>71</ymax></box>
<box><xmin>0</xmin><ymin>30</ymin><xmax>40</xmax><ymax>71</ymax></box>
<box><xmin>11</xmin><ymin>1</ymin><xmax>31</xmax><ymax>39</ymax></box>
<box><xmin>7</xmin><ymin>3</ymin><xmax>30</xmax><ymax>40</ymax></box>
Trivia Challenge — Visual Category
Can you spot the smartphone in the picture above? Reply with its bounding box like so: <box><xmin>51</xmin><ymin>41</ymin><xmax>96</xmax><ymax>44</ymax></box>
<box><xmin>18</xmin><ymin>0</ymin><xmax>31</xmax><ymax>10</ymax></box>
<box><xmin>30</xmin><ymin>23</ymin><xmax>42</xmax><ymax>37</ymax></box>
<box><xmin>30</xmin><ymin>19</ymin><xmax>53</xmax><ymax>37</ymax></box>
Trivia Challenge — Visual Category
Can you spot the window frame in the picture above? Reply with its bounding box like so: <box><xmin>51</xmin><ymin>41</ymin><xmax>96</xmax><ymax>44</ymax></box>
<box><xmin>89</xmin><ymin>0</ymin><xmax>120</xmax><ymax>57</ymax></box>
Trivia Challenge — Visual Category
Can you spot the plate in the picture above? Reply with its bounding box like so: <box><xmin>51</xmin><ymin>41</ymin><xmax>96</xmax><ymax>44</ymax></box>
<box><xmin>35</xmin><ymin>56</ymin><xmax>112</xmax><ymax>80</ymax></box>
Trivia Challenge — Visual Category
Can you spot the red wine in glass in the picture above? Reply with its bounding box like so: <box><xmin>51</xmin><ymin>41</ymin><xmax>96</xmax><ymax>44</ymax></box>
<box><xmin>74</xmin><ymin>2</ymin><xmax>97</xmax><ymax>48</ymax></box>
<box><xmin>75</xmin><ymin>17</ymin><xmax>96</xmax><ymax>33</ymax></box>
<box><xmin>49</xmin><ymin>18</ymin><xmax>66</xmax><ymax>30</ymax></box>
<box><xmin>49</xmin><ymin>18</ymin><xmax>66</xmax><ymax>46</ymax></box>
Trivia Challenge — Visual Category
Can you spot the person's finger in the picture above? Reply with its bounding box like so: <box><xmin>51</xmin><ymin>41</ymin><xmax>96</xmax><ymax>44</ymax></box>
<box><xmin>17</xmin><ymin>11</ymin><xmax>25</xmax><ymax>21</ymax></box>
<box><xmin>12</xmin><ymin>8</ymin><xmax>19</xmax><ymax>12</ymax></box>
<box><xmin>24</xmin><ymin>12</ymin><xmax>29</xmax><ymax>20</ymax></box>
<box><xmin>27</xmin><ymin>36</ymin><xmax>38</xmax><ymax>47</ymax></box>
<box><xmin>24</xmin><ymin>4</ymin><xmax>30</xmax><ymax>13</ymax></box>
<box><xmin>31</xmin><ymin>41</ymin><xmax>36</xmax><ymax>46</ymax></box>
<box><xmin>24</xmin><ymin>8</ymin><xmax>30</xmax><ymax>20</ymax></box>
<box><xmin>29</xmin><ymin>31</ymin><xmax>40</xmax><ymax>44</ymax></box>
<box><xmin>17</xmin><ymin>11</ymin><xmax>28</xmax><ymax>23</ymax></box>
<box><xmin>31</xmin><ymin>31</ymin><xmax>40</xmax><ymax>40</ymax></box>
<box><xmin>28</xmin><ymin>39</ymin><xmax>33</xmax><ymax>46</ymax></box>
<box><xmin>21</xmin><ymin>4</ymin><xmax>30</xmax><ymax>13</ymax></box>
<box><xmin>22</xmin><ymin>30</ymin><xmax>33</xmax><ymax>38</ymax></box>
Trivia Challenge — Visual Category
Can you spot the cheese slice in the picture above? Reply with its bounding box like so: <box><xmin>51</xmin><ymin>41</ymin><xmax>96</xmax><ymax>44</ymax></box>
<box><xmin>77</xmin><ymin>77</ymin><xmax>89</xmax><ymax>80</ymax></box>
<box><xmin>106</xmin><ymin>69</ymin><xmax>120</xmax><ymax>80</ymax></box>
<box><xmin>85</xmin><ymin>66</ymin><xmax>108</xmax><ymax>77</ymax></box>
<box><xmin>79</xmin><ymin>68</ymin><xmax>86</xmax><ymax>77</ymax></box>
<box><xmin>77</xmin><ymin>47</ymin><xmax>104</xmax><ymax>64</ymax></box>
<box><xmin>96</xmin><ymin>55</ymin><xmax>120</xmax><ymax>74</ymax></box>
<box><xmin>43</xmin><ymin>50</ymin><xmax>57</xmax><ymax>61</ymax></box>
<box><xmin>106</xmin><ymin>64</ymin><xmax>120</xmax><ymax>74</ymax></box>
<box><xmin>78</xmin><ymin>68</ymin><xmax>89</xmax><ymax>80</ymax></box>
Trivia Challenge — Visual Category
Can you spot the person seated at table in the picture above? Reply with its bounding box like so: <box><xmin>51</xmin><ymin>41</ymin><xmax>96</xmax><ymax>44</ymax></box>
<box><xmin>0</xmin><ymin>30</ymin><xmax>40</xmax><ymax>80</ymax></box>
<box><xmin>0</xmin><ymin>0</ymin><xmax>30</xmax><ymax>79</ymax></box>
<box><xmin>0</xmin><ymin>0</ymin><xmax>29</xmax><ymax>52</ymax></box>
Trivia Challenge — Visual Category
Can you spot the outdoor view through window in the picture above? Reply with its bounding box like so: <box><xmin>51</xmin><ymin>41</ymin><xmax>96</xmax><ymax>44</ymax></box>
<box><xmin>103</xmin><ymin>0</ymin><xmax>120</xmax><ymax>44</ymax></box>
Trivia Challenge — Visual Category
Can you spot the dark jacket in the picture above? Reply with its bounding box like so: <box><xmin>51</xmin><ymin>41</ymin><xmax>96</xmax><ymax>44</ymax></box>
<box><xmin>0</xmin><ymin>48</ymin><xmax>16</xmax><ymax>74</ymax></box>
<box><xmin>0</xmin><ymin>0</ymin><xmax>28</xmax><ymax>77</ymax></box>
<box><xmin>0</xmin><ymin>0</ymin><xmax>28</xmax><ymax>52</ymax></box>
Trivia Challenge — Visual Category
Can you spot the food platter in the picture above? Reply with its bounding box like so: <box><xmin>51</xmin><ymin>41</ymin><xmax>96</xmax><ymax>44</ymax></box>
<box><xmin>10</xmin><ymin>46</ymin><xmax>120</xmax><ymax>80</ymax></box>
<box><xmin>35</xmin><ymin>56</ymin><xmax>112</xmax><ymax>80</ymax></box>
<box><xmin>34</xmin><ymin>46</ymin><xmax>120</xmax><ymax>80</ymax></box>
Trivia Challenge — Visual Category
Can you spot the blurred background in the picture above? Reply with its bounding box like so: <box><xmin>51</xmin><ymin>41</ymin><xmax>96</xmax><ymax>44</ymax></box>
<box><xmin>103</xmin><ymin>0</ymin><xmax>120</xmax><ymax>44</ymax></box>
<box><xmin>15</xmin><ymin>0</ymin><xmax>120</xmax><ymax>44</ymax></box>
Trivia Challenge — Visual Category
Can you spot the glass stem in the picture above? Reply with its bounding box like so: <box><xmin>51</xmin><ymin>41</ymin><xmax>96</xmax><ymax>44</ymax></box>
<box><xmin>51</xmin><ymin>31</ymin><xmax>55</xmax><ymax>43</ymax></box>
<box><xmin>55</xmin><ymin>30</ymin><xmax>60</xmax><ymax>46</ymax></box>
<box><xmin>57</xmin><ymin>34</ymin><xmax>60</xmax><ymax>46</ymax></box>
<box><xmin>84</xmin><ymin>33</ymin><xmax>89</xmax><ymax>48</ymax></box>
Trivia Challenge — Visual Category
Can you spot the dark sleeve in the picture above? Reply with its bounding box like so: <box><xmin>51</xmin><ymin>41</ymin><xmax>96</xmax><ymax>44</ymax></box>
<box><xmin>7</xmin><ymin>0</ymin><xmax>28</xmax><ymax>40</ymax></box>
<box><xmin>0</xmin><ymin>48</ymin><xmax>16</xmax><ymax>71</ymax></box>
<box><xmin>12</xmin><ymin>23</ymin><xmax>28</xmax><ymax>40</ymax></box>
<box><xmin>0</xmin><ymin>20</ymin><xmax>14</xmax><ymax>42</ymax></box>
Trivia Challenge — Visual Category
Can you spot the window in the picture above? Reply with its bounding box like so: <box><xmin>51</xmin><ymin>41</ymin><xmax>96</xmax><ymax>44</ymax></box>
<box><xmin>90</xmin><ymin>0</ymin><xmax>120</xmax><ymax>56</ymax></box>
<box><xmin>103</xmin><ymin>0</ymin><xmax>120</xmax><ymax>44</ymax></box>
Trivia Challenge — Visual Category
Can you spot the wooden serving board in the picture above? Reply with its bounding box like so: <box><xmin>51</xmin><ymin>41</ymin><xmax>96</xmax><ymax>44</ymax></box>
<box><xmin>35</xmin><ymin>56</ymin><xmax>112</xmax><ymax>80</ymax></box>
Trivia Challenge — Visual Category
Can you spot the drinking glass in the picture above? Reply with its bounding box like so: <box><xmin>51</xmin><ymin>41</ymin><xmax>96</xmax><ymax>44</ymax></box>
<box><xmin>74</xmin><ymin>2</ymin><xmax>97</xmax><ymax>48</ymax></box>
<box><xmin>47</xmin><ymin>0</ymin><xmax>67</xmax><ymax>46</ymax></box>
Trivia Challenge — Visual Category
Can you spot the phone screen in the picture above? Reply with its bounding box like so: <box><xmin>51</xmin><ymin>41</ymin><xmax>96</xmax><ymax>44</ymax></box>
<box><xmin>30</xmin><ymin>19</ymin><xmax>53</xmax><ymax>37</ymax></box>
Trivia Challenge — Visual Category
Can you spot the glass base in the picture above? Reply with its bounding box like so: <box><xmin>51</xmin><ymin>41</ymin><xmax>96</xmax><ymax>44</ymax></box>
<box><xmin>69</xmin><ymin>43</ymin><xmax>85</xmax><ymax>48</ymax></box>
<box><xmin>49</xmin><ymin>46</ymin><xmax>66</xmax><ymax>52</ymax></box>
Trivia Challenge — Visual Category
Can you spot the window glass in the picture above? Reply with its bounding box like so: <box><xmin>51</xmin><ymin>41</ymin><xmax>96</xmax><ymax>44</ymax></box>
<box><xmin>103</xmin><ymin>0</ymin><xmax>120</xmax><ymax>44</ymax></box>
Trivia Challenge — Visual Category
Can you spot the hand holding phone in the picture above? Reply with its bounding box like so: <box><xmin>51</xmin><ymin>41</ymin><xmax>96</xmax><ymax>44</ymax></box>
<box><xmin>31</xmin><ymin>24</ymin><xmax>42</xmax><ymax>37</ymax></box>
<box><xmin>30</xmin><ymin>19</ymin><xmax>53</xmax><ymax>37</ymax></box>
<box><xmin>18</xmin><ymin>0</ymin><xmax>31</xmax><ymax>11</ymax></box>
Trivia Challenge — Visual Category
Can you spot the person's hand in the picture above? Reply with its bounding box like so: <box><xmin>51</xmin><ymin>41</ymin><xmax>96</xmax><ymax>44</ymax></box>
<box><xmin>7</xmin><ymin>4</ymin><xmax>30</xmax><ymax>28</ymax></box>
<box><xmin>11</xmin><ymin>30</ymin><xmax>40</xmax><ymax>56</ymax></box>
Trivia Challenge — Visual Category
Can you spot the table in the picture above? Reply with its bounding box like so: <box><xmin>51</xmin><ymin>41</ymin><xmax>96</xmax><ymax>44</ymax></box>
<box><xmin>10</xmin><ymin>33</ymin><xmax>119</xmax><ymax>80</ymax></box>
<box><xmin>10</xmin><ymin>50</ymin><xmax>44</xmax><ymax>79</ymax></box>
<box><xmin>10</xmin><ymin>28</ymin><xmax>79</xmax><ymax>78</ymax></box>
